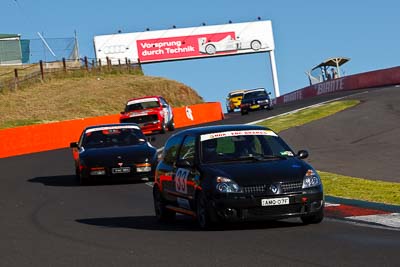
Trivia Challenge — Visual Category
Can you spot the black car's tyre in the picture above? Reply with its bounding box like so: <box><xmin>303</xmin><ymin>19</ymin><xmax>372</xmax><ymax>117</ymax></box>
<box><xmin>160</xmin><ymin>120</ymin><xmax>167</xmax><ymax>134</ymax></box>
<box><xmin>76</xmin><ymin>167</ymin><xmax>87</xmax><ymax>185</ymax></box>
<box><xmin>301</xmin><ymin>208</ymin><xmax>324</xmax><ymax>224</ymax></box>
<box><xmin>79</xmin><ymin>174</ymin><xmax>88</xmax><ymax>186</ymax></box>
<box><xmin>196</xmin><ymin>191</ymin><xmax>215</xmax><ymax>229</ymax></box>
<box><xmin>167</xmin><ymin>118</ymin><xmax>175</xmax><ymax>131</ymax></box>
<box><xmin>241</xmin><ymin>110</ymin><xmax>248</xmax><ymax>115</ymax></box>
<box><xmin>153</xmin><ymin>186</ymin><xmax>175</xmax><ymax>222</ymax></box>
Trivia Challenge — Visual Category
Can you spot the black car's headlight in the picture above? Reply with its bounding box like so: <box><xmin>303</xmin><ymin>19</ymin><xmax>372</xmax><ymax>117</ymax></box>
<box><xmin>302</xmin><ymin>169</ymin><xmax>321</xmax><ymax>189</ymax></box>
<box><xmin>216</xmin><ymin>177</ymin><xmax>242</xmax><ymax>193</ymax></box>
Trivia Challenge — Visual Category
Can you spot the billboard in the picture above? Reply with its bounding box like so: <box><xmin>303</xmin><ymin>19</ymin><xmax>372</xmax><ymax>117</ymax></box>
<box><xmin>94</xmin><ymin>20</ymin><xmax>275</xmax><ymax>64</ymax></box>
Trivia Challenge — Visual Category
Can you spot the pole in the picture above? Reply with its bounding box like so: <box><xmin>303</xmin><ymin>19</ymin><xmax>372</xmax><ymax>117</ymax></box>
<box><xmin>14</xmin><ymin>69</ymin><xmax>19</xmax><ymax>90</ymax></box>
<box><xmin>39</xmin><ymin>60</ymin><xmax>44</xmax><ymax>80</ymax></box>
<box><xmin>269</xmin><ymin>50</ymin><xmax>280</xmax><ymax>97</ymax></box>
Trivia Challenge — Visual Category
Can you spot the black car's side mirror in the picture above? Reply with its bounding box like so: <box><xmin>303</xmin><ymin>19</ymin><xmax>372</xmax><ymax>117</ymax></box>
<box><xmin>297</xmin><ymin>150</ymin><xmax>309</xmax><ymax>159</ymax></box>
<box><xmin>70</xmin><ymin>142</ymin><xmax>78</xmax><ymax>148</ymax></box>
<box><xmin>176</xmin><ymin>159</ymin><xmax>193</xmax><ymax>168</ymax></box>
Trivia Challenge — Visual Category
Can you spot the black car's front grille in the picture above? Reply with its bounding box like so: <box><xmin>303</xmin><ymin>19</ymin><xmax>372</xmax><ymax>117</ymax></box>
<box><xmin>248</xmin><ymin>204</ymin><xmax>303</xmax><ymax>217</ymax></box>
<box><xmin>281</xmin><ymin>181</ymin><xmax>303</xmax><ymax>193</ymax></box>
<box><xmin>242</xmin><ymin>181</ymin><xmax>303</xmax><ymax>195</ymax></box>
<box><xmin>243</xmin><ymin>185</ymin><xmax>268</xmax><ymax>194</ymax></box>
<box><xmin>122</xmin><ymin>114</ymin><xmax>158</xmax><ymax>124</ymax></box>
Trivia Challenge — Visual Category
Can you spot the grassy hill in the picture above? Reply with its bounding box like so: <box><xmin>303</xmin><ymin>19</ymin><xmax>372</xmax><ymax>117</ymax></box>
<box><xmin>0</xmin><ymin>70</ymin><xmax>204</xmax><ymax>129</ymax></box>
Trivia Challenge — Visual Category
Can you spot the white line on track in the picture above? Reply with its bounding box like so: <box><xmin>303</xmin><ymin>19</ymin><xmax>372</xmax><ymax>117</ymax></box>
<box><xmin>347</xmin><ymin>213</ymin><xmax>400</xmax><ymax>228</ymax></box>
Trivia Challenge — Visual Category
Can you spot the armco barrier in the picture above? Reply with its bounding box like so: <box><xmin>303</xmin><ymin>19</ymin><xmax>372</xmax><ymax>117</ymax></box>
<box><xmin>0</xmin><ymin>102</ymin><xmax>224</xmax><ymax>158</ymax></box>
<box><xmin>274</xmin><ymin>66</ymin><xmax>400</xmax><ymax>105</ymax></box>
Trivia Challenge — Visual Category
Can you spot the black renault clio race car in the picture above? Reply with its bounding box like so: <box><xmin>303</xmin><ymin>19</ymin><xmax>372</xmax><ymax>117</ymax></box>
<box><xmin>153</xmin><ymin>124</ymin><xmax>324</xmax><ymax>229</ymax></box>
<box><xmin>240</xmin><ymin>88</ymin><xmax>273</xmax><ymax>115</ymax></box>
<box><xmin>70</xmin><ymin>123</ymin><xmax>157</xmax><ymax>185</ymax></box>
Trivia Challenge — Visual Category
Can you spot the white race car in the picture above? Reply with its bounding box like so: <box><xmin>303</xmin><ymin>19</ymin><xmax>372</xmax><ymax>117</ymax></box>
<box><xmin>198</xmin><ymin>35</ymin><xmax>267</xmax><ymax>55</ymax></box>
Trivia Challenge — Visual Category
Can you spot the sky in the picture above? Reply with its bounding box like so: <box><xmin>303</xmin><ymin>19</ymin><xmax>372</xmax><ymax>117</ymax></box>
<box><xmin>2</xmin><ymin>0</ymin><xmax>400</xmax><ymax>108</ymax></box>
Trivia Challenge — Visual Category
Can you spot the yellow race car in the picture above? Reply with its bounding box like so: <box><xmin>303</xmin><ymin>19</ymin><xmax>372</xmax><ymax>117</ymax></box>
<box><xmin>225</xmin><ymin>90</ymin><xmax>245</xmax><ymax>113</ymax></box>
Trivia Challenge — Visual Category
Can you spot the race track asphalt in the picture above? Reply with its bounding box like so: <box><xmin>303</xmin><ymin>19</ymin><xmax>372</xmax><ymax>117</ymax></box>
<box><xmin>0</xmin><ymin>86</ymin><xmax>399</xmax><ymax>267</ymax></box>
<box><xmin>279</xmin><ymin>86</ymin><xmax>400</xmax><ymax>182</ymax></box>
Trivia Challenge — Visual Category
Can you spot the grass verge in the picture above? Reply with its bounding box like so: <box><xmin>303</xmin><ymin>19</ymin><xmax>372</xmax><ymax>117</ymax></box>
<box><xmin>257</xmin><ymin>100</ymin><xmax>359</xmax><ymax>133</ymax></box>
<box><xmin>320</xmin><ymin>171</ymin><xmax>400</xmax><ymax>206</ymax></box>
<box><xmin>257</xmin><ymin>99</ymin><xmax>400</xmax><ymax>206</ymax></box>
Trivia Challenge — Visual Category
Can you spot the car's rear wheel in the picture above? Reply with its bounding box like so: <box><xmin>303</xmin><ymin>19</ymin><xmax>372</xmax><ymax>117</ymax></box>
<box><xmin>76</xmin><ymin>167</ymin><xmax>87</xmax><ymax>185</ymax></box>
<box><xmin>160</xmin><ymin>120</ymin><xmax>167</xmax><ymax>134</ymax></box>
<box><xmin>250</xmin><ymin>40</ymin><xmax>262</xmax><ymax>50</ymax></box>
<box><xmin>167</xmin><ymin>118</ymin><xmax>175</xmax><ymax>131</ymax></box>
<box><xmin>153</xmin><ymin>186</ymin><xmax>175</xmax><ymax>222</ymax></box>
<box><xmin>241</xmin><ymin>109</ymin><xmax>248</xmax><ymax>115</ymax></box>
<box><xmin>301</xmin><ymin>208</ymin><xmax>324</xmax><ymax>224</ymax></box>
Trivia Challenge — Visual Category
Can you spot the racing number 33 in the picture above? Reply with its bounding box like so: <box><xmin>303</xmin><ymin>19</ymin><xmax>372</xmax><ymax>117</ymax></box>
<box><xmin>175</xmin><ymin>168</ymin><xmax>189</xmax><ymax>194</ymax></box>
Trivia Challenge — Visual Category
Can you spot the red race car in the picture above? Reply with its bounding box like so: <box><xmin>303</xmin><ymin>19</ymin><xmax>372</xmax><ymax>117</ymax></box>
<box><xmin>120</xmin><ymin>96</ymin><xmax>175</xmax><ymax>134</ymax></box>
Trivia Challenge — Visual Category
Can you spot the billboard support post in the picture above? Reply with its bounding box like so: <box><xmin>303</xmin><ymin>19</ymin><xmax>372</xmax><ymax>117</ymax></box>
<box><xmin>269</xmin><ymin>50</ymin><xmax>280</xmax><ymax>97</ymax></box>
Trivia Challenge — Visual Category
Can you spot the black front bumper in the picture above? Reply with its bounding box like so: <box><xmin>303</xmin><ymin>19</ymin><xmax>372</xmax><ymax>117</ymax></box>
<box><xmin>82</xmin><ymin>169</ymin><xmax>154</xmax><ymax>182</ymax></box>
<box><xmin>210</xmin><ymin>192</ymin><xmax>324</xmax><ymax>222</ymax></box>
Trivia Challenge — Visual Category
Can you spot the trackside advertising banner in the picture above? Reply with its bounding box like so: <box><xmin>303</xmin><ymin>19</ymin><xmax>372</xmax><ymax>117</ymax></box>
<box><xmin>94</xmin><ymin>21</ymin><xmax>275</xmax><ymax>64</ymax></box>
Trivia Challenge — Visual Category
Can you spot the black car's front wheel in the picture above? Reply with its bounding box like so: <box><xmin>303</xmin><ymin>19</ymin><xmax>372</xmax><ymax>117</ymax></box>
<box><xmin>196</xmin><ymin>191</ymin><xmax>217</xmax><ymax>229</ymax></box>
<box><xmin>301</xmin><ymin>208</ymin><xmax>324</xmax><ymax>224</ymax></box>
<box><xmin>153</xmin><ymin>186</ymin><xmax>175</xmax><ymax>222</ymax></box>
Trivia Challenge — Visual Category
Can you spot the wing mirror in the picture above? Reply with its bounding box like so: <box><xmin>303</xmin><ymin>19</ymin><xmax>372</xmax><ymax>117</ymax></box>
<box><xmin>297</xmin><ymin>150</ymin><xmax>309</xmax><ymax>159</ymax></box>
<box><xmin>70</xmin><ymin>142</ymin><xmax>78</xmax><ymax>148</ymax></box>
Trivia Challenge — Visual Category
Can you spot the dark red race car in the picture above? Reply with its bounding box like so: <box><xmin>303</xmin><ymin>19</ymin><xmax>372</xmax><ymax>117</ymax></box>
<box><xmin>120</xmin><ymin>96</ymin><xmax>175</xmax><ymax>134</ymax></box>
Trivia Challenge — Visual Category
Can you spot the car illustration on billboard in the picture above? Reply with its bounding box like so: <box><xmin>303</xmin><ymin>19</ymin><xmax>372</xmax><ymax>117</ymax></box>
<box><xmin>198</xmin><ymin>35</ymin><xmax>267</xmax><ymax>55</ymax></box>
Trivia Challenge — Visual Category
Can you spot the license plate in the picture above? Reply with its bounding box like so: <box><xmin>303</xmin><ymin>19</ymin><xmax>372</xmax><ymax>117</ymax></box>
<box><xmin>112</xmin><ymin>167</ymin><xmax>131</xmax><ymax>174</ymax></box>
<box><xmin>250</xmin><ymin>104</ymin><xmax>260</xmax><ymax>109</ymax></box>
<box><xmin>261</xmin><ymin>197</ymin><xmax>289</xmax><ymax>206</ymax></box>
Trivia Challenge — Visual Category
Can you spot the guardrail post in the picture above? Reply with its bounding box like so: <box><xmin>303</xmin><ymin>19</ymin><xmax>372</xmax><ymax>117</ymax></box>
<box><xmin>84</xmin><ymin>56</ymin><xmax>89</xmax><ymax>72</ymax></box>
<box><xmin>62</xmin><ymin>58</ymin><xmax>67</xmax><ymax>72</ymax></box>
<box><xmin>13</xmin><ymin>69</ymin><xmax>19</xmax><ymax>90</ymax></box>
<box><xmin>39</xmin><ymin>60</ymin><xmax>44</xmax><ymax>80</ymax></box>
<box><xmin>125</xmin><ymin>57</ymin><xmax>129</xmax><ymax>71</ymax></box>
<box><xmin>98</xmin><ymin>59</ymin><xmax>102</xmax><ymax>71</ymax></box>
<box><xmin>106</xmin><ymin>57</ymin><xmax>110</xmax><ymax>71</ymax></box>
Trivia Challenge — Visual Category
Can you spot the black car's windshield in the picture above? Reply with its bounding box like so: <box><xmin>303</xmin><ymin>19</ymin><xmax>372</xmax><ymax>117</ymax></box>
<box><xmin>201</xmin><ymin>130</ymin><xmax>294</xmax><ymax>163</ymax></box>
<box><xmin>126</xmin><ymin>100</ymin><xmax>160</xmax><ymax>112</ymax></box>
<box><xmin>82</xmin><ymin>128</ymin><xmax>146</xmax><ymax>148</ymax></box>
<box><xmin>243</xmin><ymin>90</ymin><xmax>267</xmax><ymax>99</ymax></box>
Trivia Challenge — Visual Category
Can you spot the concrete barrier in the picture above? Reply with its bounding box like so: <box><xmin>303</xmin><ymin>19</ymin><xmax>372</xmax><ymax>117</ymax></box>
<box><xmin>0</xmin><ymin>102</ymin><xmax>224</xmax><ymax>158</ymax></box>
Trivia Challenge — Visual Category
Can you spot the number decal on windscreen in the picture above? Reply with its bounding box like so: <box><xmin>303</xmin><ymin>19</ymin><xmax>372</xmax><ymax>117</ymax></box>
<box><xmin>175</xmin><ymin>168</ymin><xmax>189</xmax><ymax>194</ymax></box>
